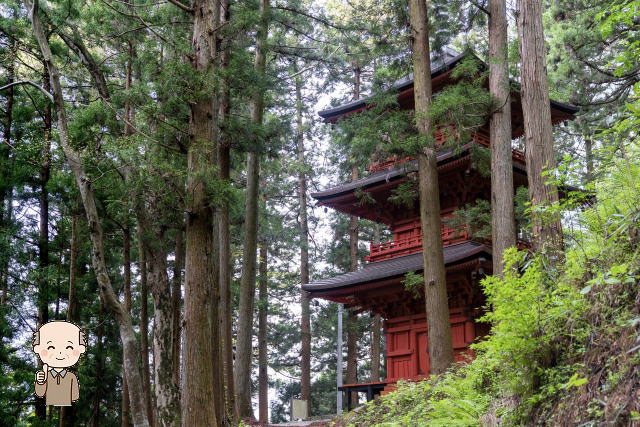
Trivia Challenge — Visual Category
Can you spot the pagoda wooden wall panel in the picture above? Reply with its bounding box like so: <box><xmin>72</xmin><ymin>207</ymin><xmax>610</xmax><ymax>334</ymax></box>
<box><xmin>384</xmin><ymin>310</ymin><xmax>480</xmax><ymax>382</ymax></box>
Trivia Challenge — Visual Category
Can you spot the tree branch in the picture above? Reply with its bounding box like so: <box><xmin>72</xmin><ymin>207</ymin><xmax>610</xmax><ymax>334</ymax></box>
<box><xmin>0</xmin><ymin>80</ymin><xmax>53</xmax><ymax>102</ymax></box>
<box><xmin>468</xmin><ymin>0</ymin><xmax>489</xmax><ymax>16</ymax></box>
<box><xmin>166</xmin><ymin>0</ymin><xmax>193</xmax><ymax>13</ymax></box>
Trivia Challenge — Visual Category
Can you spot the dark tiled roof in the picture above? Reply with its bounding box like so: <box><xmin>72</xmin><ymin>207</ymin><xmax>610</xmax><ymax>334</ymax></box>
<box><xmin>303</xmin><ymin>241</ymin><xmax>492</xmax><ymax>292</ymax></box>
<box><xmin>318</xmin><ymin>47</ymin><xmax>463</xmax><ymax>121</ymax></box>
<box><xmin>311</xmin><ymin>146</ymin><xmax>526</xmax><ymax>201</ymax></box>
<box><xmin>318</xmin><ymin>50</ymin><xmax>579</xmax><ymax>122</ymax></box>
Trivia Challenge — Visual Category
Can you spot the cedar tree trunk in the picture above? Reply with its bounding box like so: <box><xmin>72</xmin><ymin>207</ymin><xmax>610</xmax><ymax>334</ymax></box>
<box><xmin>516</xmin><ymin>0</ymin><xmax>564</xmax><ymax>254</ymax></box>
<box><xmin>235</xmin><ymin>0</ymin><xmax>269</xmax><ymax>419</ymax></box>
<box><xmin>409</xmin><ymin>0</ymin><xmax>454</xmax><ymax>374</ymax></box>
<box><xmin>182</xmin><ymin>0</ymin><xmax>220</xmax><ymax>425</ymax></box>
<box><xmin>296</xmin><ymin>68</ymin><xmax>312</xmax><ymax>418</ymax></box>
<box><xmin>258</xmin><ymin>243</ymin><xmax>268</xmax><ymax>423</ymax></box>
<box><xmin>137</xmin><ymin>229</ymin><xmax>153</xmax><ymax>425</ymax></box>
<box><xmin>489</xmin><ymin>0</ymin><xmax>516</xmax><ymax>276</ymax></box>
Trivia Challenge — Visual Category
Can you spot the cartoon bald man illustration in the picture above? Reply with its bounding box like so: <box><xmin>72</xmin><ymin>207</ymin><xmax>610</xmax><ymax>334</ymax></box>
<box><xmin>33</xmin><ymin>320</ymin><xmax>86</xmax><ymax>406</ymax></box>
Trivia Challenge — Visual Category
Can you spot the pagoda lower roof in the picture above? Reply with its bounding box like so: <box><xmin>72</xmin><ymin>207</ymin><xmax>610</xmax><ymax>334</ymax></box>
<box><xmin>303</xmin><ymin>241</ymin><xmax>492</xmax><ymax>294</ymax></box>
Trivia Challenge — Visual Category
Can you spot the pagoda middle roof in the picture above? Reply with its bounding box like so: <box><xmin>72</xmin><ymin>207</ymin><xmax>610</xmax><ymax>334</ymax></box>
<box><xmin>311</xmin><ymin>146</ymin><xmax>526</xmax><ymax>202</ymax></box>
<box><xmin>303</xmin><ymin>241</ymin><xmax>492</xmax><ymax>293</ymax></box>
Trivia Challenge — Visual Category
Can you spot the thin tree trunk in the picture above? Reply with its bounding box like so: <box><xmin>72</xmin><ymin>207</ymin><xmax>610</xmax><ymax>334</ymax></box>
<box><xmin>235</xmin><ymin>0</ymin><xmax>270</xmax><ymax>419</ymax></box>
<box><xmin>145</xmin><ymin>240</ymin><xmax>180</xmax><ymax>427</ymax></box>
<box><xmin>258</xmin><ymin>243</ymin><xmax>268</xmax><ymax>423</ymax></box>
<box><xmin>171</xmin><ymin>226</ymin><xmax>183</xmax><ymax>388</ymax></box>
<box><xmin>25</xmin><ymin>2</ymin><xmax>150</xmax><ymax>424</ymax></box>
<box><xmin>138</xmin><ymin>229</ymin><xmax>154</xmax><ymax>426</ymax></box>
<box><xmin>217</xmin><ymin>0</ymin><xmax>236</xmax><ymax>420</ymax></box>
<box><xmin>122</xmin><ymin>44</ymin><xmax>135</xmax><ymax>427</ymax></box>
<box><xmin>235</xmin><ymin>149</ymin><xmax>260</xmax><ymax>420</ymax></box>
<box><xmin>370</xmin><ymin>315</ymin><xmax>381</xmax><ymax>382</ymax></box>
<box><xmin>489</xmin><ymin>0</ymin><xmax>516</xmax><ymax>276</ymax></box>
<box><xmin>183</xmin><ymin>1</ymin><xmax>220</xmax><ymax>425</ymax></box>
<box><xmin>0</xmin><ymin>38</ymin><xmax>15</xmax><ymax>306</ymax></box>
<box><xmin>36</xmin><ymin>66</ymin><xmax>52</xmax><ymax>421</ymax></box>
<box><xmin>61</xmin><ymin>212</ymin><xmax>80</xmax><ymax>427</ymax></box>
<box><xmin>585</xmin><ymin>136</ymin><xmax>593</xmax><ymax>183</ymax></box>
<box><xmin>346</xmin><ymin>168</ymin><xmax>359</xmax><ymax>407</ymax></box>
<box><xmin>122</xmin><ymin>227</ymin><xmax>132</xmax><ymax>427</ymax></box>
<box><xmin>516</xmin><ymin>0</ymin><xmax>564</xmax><ymax>255</ymax></box>
<box><xmin>296</xmin><ymin>66</ymin><xmax>312</xmax><ymax>419</ymax></box>
<box><xmin>409</xmin><ymin>0</ymin><xmax>454</xmax><ymax>375</ymax></box>
<box><xmin>345</xmin><ymin>63</ymin><xmax>362</xmax><ymax>407</ymax></box>
<box><xmin>67</xmin><ymin>214</ymin><xmax>79</xmax><ymax>322</ymax></box>
<box><xmin>370</xmin><ymin>220</ymin><xmax>381</xmax><ymax>382</ymax></box>
<box><xmin>91</xmin><ymin>299</ymin><xmax>105</xmax><ymax>427</ymax></box>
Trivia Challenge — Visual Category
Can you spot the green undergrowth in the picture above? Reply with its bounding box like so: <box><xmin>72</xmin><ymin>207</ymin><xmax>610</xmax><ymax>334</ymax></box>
<box><xmin>334</xmin><ymin>144</ymin><xmax>640</xmax><ymax>426</ymax></box>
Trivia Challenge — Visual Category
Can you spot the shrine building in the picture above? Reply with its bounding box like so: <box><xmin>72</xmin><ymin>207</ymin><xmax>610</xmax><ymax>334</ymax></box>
<box><xmin>302</xmin><ymin>48</ymin><xmax>578</xmax><ymax>408</ymax></box>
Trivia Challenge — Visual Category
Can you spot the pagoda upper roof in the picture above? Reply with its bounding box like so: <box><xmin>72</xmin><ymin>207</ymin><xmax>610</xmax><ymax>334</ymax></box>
<box><xmin>302</xmin><ymin>240</ymin><xmax>492</xmax><ymax>294</ymax></box>
<box><xmin>317</xmin><ymin>48</ymin><xmax>579</xmax><ymax>126</ymax></box>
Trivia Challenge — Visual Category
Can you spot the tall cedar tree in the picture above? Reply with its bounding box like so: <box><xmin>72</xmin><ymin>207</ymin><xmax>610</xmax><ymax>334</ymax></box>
<box><xmin>346</xmin><ymin>64</ymin><xmax>361</xmax><ymax>408</ymax></box>
<box><xmin>517</xmin><ymin>0</ymin><xmax>564</xmax><ymax>254</ymax></box>
<box><xmin>489</xmin><ymin>0</ymin><xmax>516</xmax><ymax>275</ymax></box>
<box><xmin>296</xmin><ymin>68</ymin><xmax>312</xmax><ymax>418</ymax></box>
<box><xmin>409</xmin><ymin>0</ymin><xmax>454</xmax><ymax>374</ymax></box>
<box><xmin>35</xmin><ymin>66</ymin><xmax>51</xmax><ymax>421</ymax></box>
<box><xmin>182</xmin><ymin>0</ymin><xmax>220</xmax><ymax>424</ymax></box>
<box><xmin>236</xmin><ymin>0</ymin><xmax>270</xmax><ymax>419</ymax></box>
<box><xmin>217</xmin><ymin>0</ymin><xmax>237</xmax><ymax>421</ymax></box>
<box><xmin>23</xmin><ymin>0</ymin><xmax>151</xmax><ymax>425</ymax></box>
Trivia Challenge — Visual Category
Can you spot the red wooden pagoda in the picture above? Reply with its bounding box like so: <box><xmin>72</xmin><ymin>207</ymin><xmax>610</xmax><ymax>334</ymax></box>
<box><xmin>302</xmin><ymin>49</ymin><xmax>578</xmax><ymax>405</ymax></box>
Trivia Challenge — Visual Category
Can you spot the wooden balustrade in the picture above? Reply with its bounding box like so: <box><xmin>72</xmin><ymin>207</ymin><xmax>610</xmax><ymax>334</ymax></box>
<box><xmin>364</xmin><ymin>223</ymin><xmax>468</xmax><ymax>262</ymax></box>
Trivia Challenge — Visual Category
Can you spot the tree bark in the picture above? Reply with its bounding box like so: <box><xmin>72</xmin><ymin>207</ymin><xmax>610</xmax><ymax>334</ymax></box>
<box><xmin>182</xmin><ymin>0</ymin><xmax>221</xmax><ymax>425</ymax></box>
<box><xmin>489</xmin><ymin>0</ymin><xmax>516</xmax><ymax>276</ymax></box>
<box><xmin>585</xmin><ymin>136</ymin><xmax>593</xmax><ymax>183</ymax></box>
<box><xmin>370</xmin><ymin>315</ymin><xmax>381</xmax><ymax>382</ymax></box>
<box><xmin>171</xmin><ymin>226</ymin><xmax>183</xmax><ymax>388</ymax></box>
<box><xmin>35</xmin><ymin>66</ymin><xmax>52</xmax><ymax>421</ymax></box>
<box><xmin>345</xmin><ymin>63</ymin><xmax>362</xmax><ymax>406</ymax></box>
<box><xmin>409</xmin><ymin>0</ymin><xmax>454</xmax><ymax>375</ymax></box>
<box><xmin>235</xmin><ymin>150</ymin><xmax>260</xmax><ymax>420</ymax></box>
<box><xmin>137</xmin><ymin>229</ymin><xmax>154</xmax><ymax>426</ymax></box>
<box><xmin>91</xmin><ymin>299</ymin><xmax>105</xmax><ymax>427</ymax></box>
<box><xmin>217</xmin><ymin>0</ymin><xmax>236</xmax><ymax>421</ymax></box>
<box><xmin>346</xmin><ymin>167</ymin><xmax>359</xmax><ymax>407</ymax></box>
<box><xmin>122</xmin><ymin>44</ymin><xmax>135</xmax><ymax>426</ymax></box>
<box><xmin>296</xmin><ymin>67</ymin><xmax>312</xmax><ymax>419</ymax></box>
<box><xmin>24</xmin><ymin>1</ymin><xmax>151</xmax><ymax>424</ymax></box>
<box><xmin>235</xmin><ymin>0</ymin><xmax>270</xmax><ymax>419</ymax></box>
<box><xmin>145</xmin><ymin>241</ymin><xmax>181</xmax><ymax>427</ymax></box>
<box><xmin>67</xmin><ymin>213</ymin><xmax>79</xmax><ymax>322</ymax></box>
<box><xmin>61</xmin><ymin>212</ymin><xmax>80</xmax><ymax>427</ymax></box>
<box><xmin>122</xmin><ymin>226</ymin><xmax>132</xmax><ymax>427</ymax></box>
<box><xmin>371</xmin><ymin>222</ymin><xmax>381</xmax><ymax>382</ymax></box>
<box><xmin>0</xmin><ymin>37</ymin><xmax>15</xmax><ymax>306</ymax></box>
<box><xmin>516</xmin><ymin>0</ymin><xmax>564</xmax><ymax>255</ymax></box>
<box><xmin>258</xmin><ymin>243</ymin><xmax>268</xmax><ymax>424</ymax></box>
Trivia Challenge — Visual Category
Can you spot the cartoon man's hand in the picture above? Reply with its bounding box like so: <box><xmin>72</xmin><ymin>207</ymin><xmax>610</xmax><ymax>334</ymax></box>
<box><xmin>36</xmin><ymin>363</ymin><xmax>48</xmax><ymax>384</ymax></box>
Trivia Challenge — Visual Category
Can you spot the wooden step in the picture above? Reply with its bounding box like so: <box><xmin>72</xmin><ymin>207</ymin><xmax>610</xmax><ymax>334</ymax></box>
<box><xmin>380</xmin><ymin>383</ymin><xmax>397</xmax><ymax>396</ymax></box>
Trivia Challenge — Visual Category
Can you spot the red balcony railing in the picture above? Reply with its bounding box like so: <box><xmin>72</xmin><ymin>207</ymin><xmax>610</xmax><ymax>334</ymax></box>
<box><xmin>364</xmin><ymin>224</ymin><xmax>469</xmax><ymax>262</ymax></box>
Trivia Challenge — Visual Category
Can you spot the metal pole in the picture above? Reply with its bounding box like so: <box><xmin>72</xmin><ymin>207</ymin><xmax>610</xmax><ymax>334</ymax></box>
<box><xmin>337</xmin><ymin>303</ymin><xmax>343</xmax><ymax>415</ymax></box>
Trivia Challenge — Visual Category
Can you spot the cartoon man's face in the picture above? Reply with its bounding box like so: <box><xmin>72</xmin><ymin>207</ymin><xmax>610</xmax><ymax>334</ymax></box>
<box><xmin>33</xmin><ymin>321</ymin><xmax>86</xmax><ymax>369</ymax></box>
